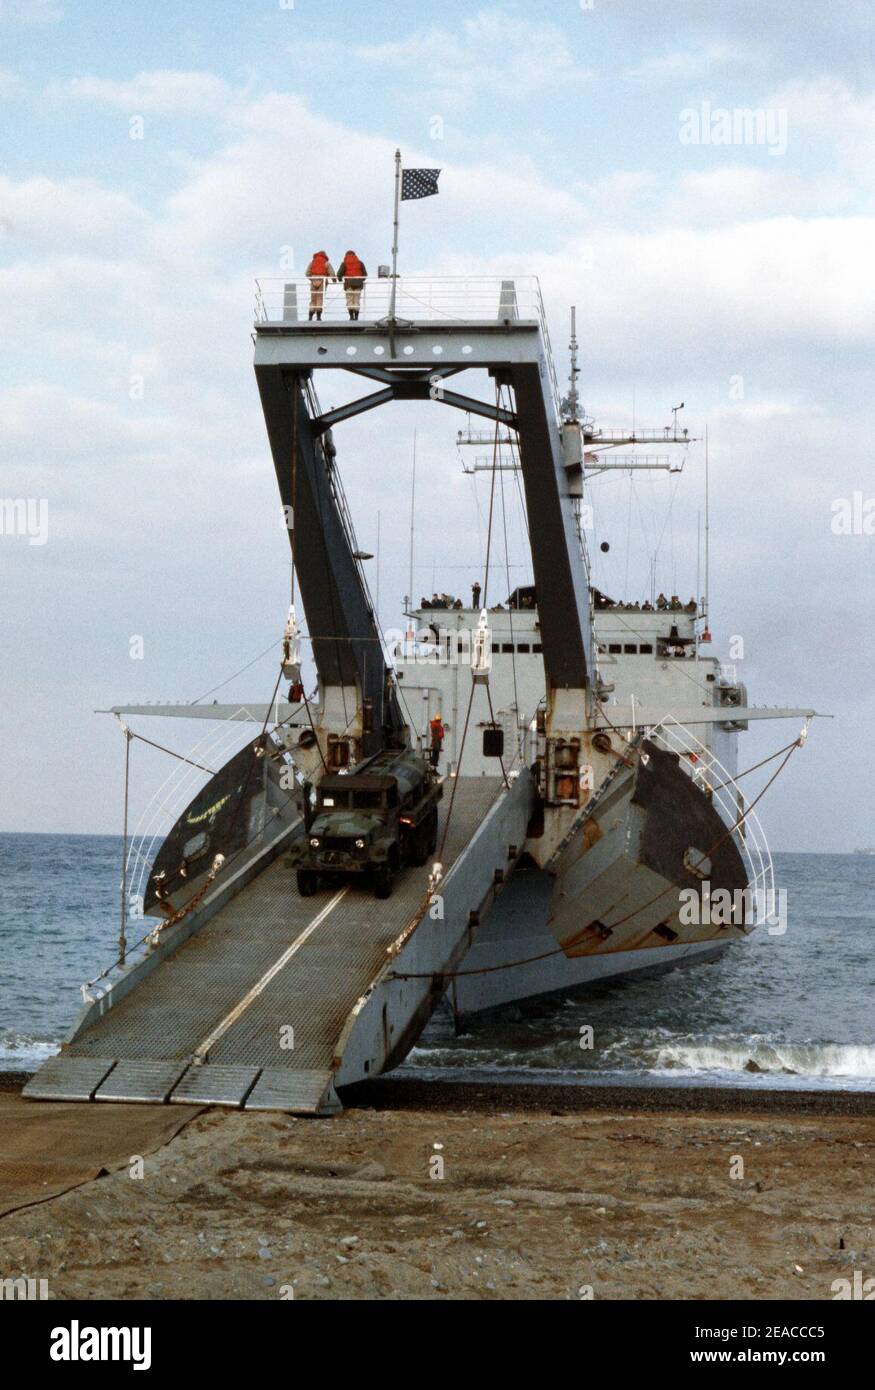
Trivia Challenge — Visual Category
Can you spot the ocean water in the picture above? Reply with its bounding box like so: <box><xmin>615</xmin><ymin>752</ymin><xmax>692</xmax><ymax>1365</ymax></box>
<box><xmin>0</xmin><ymin>834</ymin><xmax>872</xmax><ymax>1090</ymax></box>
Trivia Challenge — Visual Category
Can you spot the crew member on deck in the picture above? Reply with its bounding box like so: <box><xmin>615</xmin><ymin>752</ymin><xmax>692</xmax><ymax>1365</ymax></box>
<box><xmin>305</xmin><ymin>250</ymin><xmax>335</xmax><ymax>321</ymax></box>
<box><xmin>429</xmin><ymin>713</ymin><xmax>445</xmax><ymax>770</ymax></box>
<box><xmin>337</xmin><ymin>249</ymin><xmax>367</xmax><ymax>319</ymax></box>
<box><xmin>472</xmin><ymin>580</ymin><xmax>482</xmax><ymax>609</ymax></box>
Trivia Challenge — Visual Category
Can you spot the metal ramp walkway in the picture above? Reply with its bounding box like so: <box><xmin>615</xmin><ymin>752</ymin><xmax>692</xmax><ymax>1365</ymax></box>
<box><xmin>25</xmin><ymin>775</ymin><xmax>532</xmax><ymax>1114</ymax></box>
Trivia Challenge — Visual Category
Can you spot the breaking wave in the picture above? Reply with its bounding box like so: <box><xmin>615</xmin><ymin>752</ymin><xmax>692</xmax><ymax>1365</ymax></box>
<box><xmin>651</xmin><ymin>1038</ymin><xmax>875</xmax><ymax>1079</ymax></box>
<box><xmin>404</xmin><ymin>1021</ymin><xmax>875</xmax><ymax>1087</ymax></box>
<box><xmin>0</xmin><ymin>1032</ymin><xmax>59</xmax><ymax>1069</ymax></box>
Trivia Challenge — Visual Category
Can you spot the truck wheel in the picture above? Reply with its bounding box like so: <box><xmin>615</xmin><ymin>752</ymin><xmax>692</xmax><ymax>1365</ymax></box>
<box><xmin>374</xmin><ymin>866</ymin><xmax>393</xmax><ymax>899</ymax></box>
<box><xmin>409</xmin><ymin>811</ymin><xmax>438</xmax><ymax>868</ymax></box>
<box><xmin>409</xmin><ymin>827</ymin><xmax>428</xmax><ymax>868</ymax></box>
<box><xmin>297</xmin><ymin>870</ymin><xmax>318</xmax><ymax>897</ymax></box>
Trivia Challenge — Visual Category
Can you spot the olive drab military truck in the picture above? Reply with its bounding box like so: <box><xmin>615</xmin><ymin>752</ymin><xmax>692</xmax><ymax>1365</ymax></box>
<box><xmin>287</xmin><ymin>748</ymin><xmax>443</xmax><ymax>899</ymax></box>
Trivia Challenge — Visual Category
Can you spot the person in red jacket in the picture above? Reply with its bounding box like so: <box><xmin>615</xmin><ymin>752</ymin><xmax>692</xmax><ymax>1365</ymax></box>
<box><xmin>429</xmin><ymin>713</ymin><xmax>445</xmax><ymax>770</ymax></box>
<box><xmin>305</xmin><ymin>250</ymin><xmax>335</xmax><ymax>321</ymax></box>
<box><xmin>337</xmin><ymin>249</ymin><xmax>367</xmax><ymax>319</ymax></box>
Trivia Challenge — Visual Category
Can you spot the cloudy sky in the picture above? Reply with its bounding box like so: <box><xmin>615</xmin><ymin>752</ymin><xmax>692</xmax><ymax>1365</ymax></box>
<box><xmin>1</xmin><ymin>0</ymin><xmax>872</xmax><ymax>851</ymax></box>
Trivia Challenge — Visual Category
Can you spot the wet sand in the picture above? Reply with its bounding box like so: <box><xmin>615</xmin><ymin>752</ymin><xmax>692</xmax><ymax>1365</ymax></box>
<box><xmin>0</xmin><ymin>1077</ymin><xmax>872</xmax><ymax>1300</ymax></box>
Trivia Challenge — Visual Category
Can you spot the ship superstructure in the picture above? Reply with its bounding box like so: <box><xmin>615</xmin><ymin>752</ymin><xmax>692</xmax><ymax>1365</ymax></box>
<box><xmin>394</xmin><ymin>594</ymin><xmax>748</xmax><ymax>782</ymax></box>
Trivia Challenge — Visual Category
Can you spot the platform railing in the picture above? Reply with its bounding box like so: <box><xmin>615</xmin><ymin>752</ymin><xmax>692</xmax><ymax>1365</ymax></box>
<box><xmin>255</xmin><ymin>274</ymin><xmax>545</xmax><ymax>326</ymax></box>
<box><xmin>79</xmin><ymin>717</ymin><xmax>259</xmax><ymax>1003</ymax></box>
<box><xmin>651</xmin><ymin>718</ymin><xmax>776</xmax><ymax>930</ymax></box>
<box><xmin>254</xmin><ymin>274</ymin><xmax>562</xmax><ymax>424</ymax></box>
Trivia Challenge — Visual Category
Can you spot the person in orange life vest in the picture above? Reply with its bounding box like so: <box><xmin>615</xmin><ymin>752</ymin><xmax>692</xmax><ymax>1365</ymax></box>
<box><xmin>305</xmin><ymin>250</ymin><xmax>336</xmax><ymax>321</ymax></box>
<box><xmin>337</xmin><ymin>249</ymin><xmax>367</xmax><ymax>319</ymax></box>
<box><xmin>429</xmin><ymin>713</ymin><xmax>445</xmax><ymax>769</ymax></box>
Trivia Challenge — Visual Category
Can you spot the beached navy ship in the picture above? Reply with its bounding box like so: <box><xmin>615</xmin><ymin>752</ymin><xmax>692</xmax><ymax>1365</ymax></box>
<box><xmin>25</xmin><ymin>274</ymin><xmax>816</xmax><ymax>1114</ymax></box>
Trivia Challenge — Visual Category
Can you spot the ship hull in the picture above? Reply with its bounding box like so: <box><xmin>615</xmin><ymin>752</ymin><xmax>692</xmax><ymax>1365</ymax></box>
<box><xmin>548</xmin><ymin>739</ymin><xmax>749</xmax><ymax>955</ymax></box>
<box><xmin>449</xmin><ymin>862</ymin><xmax>730</xmax><ymax>1020</ymax></box>
<box><xmin>450</xmin><ymin>740</ymin><xmax>749</xmax><ymax>1019</ymax></box>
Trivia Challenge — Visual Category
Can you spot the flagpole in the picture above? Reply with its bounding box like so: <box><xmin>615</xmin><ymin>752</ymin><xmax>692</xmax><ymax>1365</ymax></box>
<box><xmin>389</xmin><ymin>148</ymin><xmax>401</xmax><ymax>326</ymax></box>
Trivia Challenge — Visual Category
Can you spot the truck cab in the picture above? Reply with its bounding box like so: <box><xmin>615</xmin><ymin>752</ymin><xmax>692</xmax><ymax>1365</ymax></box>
<box><xmin>288</xmin><ymin>751</ymin><xmax>442</xmax><ymax>898</ymax></box>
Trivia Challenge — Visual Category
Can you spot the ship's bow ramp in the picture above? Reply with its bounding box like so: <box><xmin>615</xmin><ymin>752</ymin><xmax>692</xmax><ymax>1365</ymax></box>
<box><xmin>25</xmin><ymin>775</ymin><xmax>532</xmax><ymax>1115</ymax></box>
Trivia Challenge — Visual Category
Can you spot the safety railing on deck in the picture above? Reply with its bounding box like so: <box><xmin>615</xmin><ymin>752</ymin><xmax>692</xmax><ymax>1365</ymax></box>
<box><xmin>80</xmin><ymin>715</ymin><xmax>261</xmax><ymax>1004</ymax></box>
<box><xmin>302</xmin><ymin>375</ymin><xmax>381</xmax><ymax>624</ymax></box>
<box><xmin>650</xmin><ymin>718</ymin><xmax>776</xmax><ymax>930</ymax></box>
<box><xmin>254</xmin><ymin>274</ymin><xmax>562</xmax><ymax>421</ymax></box>
<box><xmin>255</xmin><ymin>274</ymin><xmax>543</xmax><ymax>326</ymax></box>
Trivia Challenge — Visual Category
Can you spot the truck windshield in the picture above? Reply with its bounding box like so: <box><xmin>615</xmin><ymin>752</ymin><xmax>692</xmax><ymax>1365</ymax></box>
<box><xmin>351</xmin><ymin>790</ymin><xmax>384</xmax><ymax>810</ymax></box>
<box><xmin>319</xmin><ymin>791</ymin><xmax>351</xmax><ymax>809</ymax></box>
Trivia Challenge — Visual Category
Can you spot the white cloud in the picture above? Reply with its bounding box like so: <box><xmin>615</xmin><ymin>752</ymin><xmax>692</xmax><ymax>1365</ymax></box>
<box><xmin>768</xmin><ymin>77</ymin><xmax>875</xmax><ymax>191</ymax></box>
<box><xmin>304</xmin><ymin>8</ymin><xmax>592</xmax><ymax>108</ymax></box>
<box><xmin>625</xmin><ymin>43</ymin><xmax>750</xmax><ymax>84</ymax></box>
<box><xmin>150</xmin><ymin>92</ymin><xmax>585</xmax><ymax>268</ymax></box>
<box><xmin>536</xmin><ymin>217</ymin><xmax>875</xmax><ymax>371</ymax></box>
<box><xmin>0</xmin><ymin>176</ymin><xmax>146</xmax><ymax>247</ymax></box>
<box><xmin>0</xmin><ymin>380</ymin><xmax>172</xmax><ymax>467</ymax></box>
<box><xmin>666</xmin><ymin>166</ymin><xmax>843</xmax><ymax>223</ymax></box>
<box><xmin>0</xmin><ymin>66</ymin><xmax>24</xmax><ymax>98</ymax></box>
<box><xmin>771</xmin><ymin>77</ymin><xmax>875</xmax><ymax>133</ymax></box>
<box><xmin>52</xmin><ymin>69</ymin><xmax>233</xmax><ymax>116</ymax></box>
<box><xmin>0</xmin><ymin>0</ymin><xmax>62</xmax><ymax>24</ymax></box>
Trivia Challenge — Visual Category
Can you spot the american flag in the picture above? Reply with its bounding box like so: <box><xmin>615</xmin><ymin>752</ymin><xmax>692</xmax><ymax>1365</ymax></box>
<box><xmin>401</xmin><ymin>168</ymin><xmax>441</xmax><ymax>200</ymax></box>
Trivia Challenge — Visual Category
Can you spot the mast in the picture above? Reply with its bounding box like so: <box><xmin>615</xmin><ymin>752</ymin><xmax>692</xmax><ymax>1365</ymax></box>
<box><xmin>376</xmin><ymin>509</ymin><xmax>381</xmax><ymax>620</ymax></box>
<box><xmin>568</xmin><ymin>305</ymin><xmax>580</xmax><ymax>421</ymax></box>
<box><xmin>563</xmin><ymin>306</ymin><xmax>580</xmax><ymax>422</ymax></box>
<box><xmin>704</xmin><ymin>424</ymin><xmax>710</xmax><ymax>627</ymax></box>
<box><xmin>408</xmin><ymin>428</ymin><xmax>417</xmax><ymax>606</ymax></box>
<box><xmin>389</xmin><ymin>148</ymin><xmax>401</xmax><ymax>325</ymax></box>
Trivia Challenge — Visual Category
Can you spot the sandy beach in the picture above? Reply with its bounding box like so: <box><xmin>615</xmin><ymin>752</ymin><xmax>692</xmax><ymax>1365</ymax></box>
<box><xmin>1</xmin><ymin>1078</ymin><xmax>872</xmax><ymax>1301</ymax></box>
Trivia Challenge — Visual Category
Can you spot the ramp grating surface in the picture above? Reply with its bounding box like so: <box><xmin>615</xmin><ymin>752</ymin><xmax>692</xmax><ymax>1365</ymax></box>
<box><xmin>170</xmin><ymin>1064</ymin><xmax>261</xmax><ymax>1107</ymax></box>
<box><xmin>245</xmin><ymin>1068</ymin><xmax>339</xmax><ymax>1114</ymax></box>
<box><xmin>23</xmin><ymin>1057</ymin><xmax>116</xmax><ymax>1102</ymax></box>
<box><xmin>65</xmin><ymin>779</ymin><xmax>503</xmax><ymax>1083</ymax></box>
<box><xmin>95</xmin><ymin>1059</ymin><xmax>191</xmax><ymax>1103</ymax></box>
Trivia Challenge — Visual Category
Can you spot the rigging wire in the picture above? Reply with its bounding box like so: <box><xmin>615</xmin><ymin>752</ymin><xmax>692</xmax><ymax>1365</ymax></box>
<box><xmin>415</xmin><ymin>383</ymin><xmax>516</xmax><ymax>906</ymax></box>
<box><xmin>497</xmin><ymin>388</ymin><xmax>523</xmax><ymax>761</ymax></box>
<box><xmin>117</xmin><ymin>729</ymin><xmax>216</xmax><ymax>776</ymax></box>
<box><xmin>190</xmin><ymin>637</ymin><xmax>282</xmax><ymax>705</ymax></box>
<box><xmin>305</xmin><ymin>379</ymin><xmax>351</xmax><ymax>737</ymax></box>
